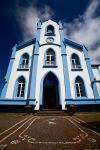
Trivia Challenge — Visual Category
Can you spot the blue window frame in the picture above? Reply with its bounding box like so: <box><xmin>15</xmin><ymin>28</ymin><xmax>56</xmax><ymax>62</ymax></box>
<box><xmin>16</xmin><ymin>76</ymin><xmax>25</xmax><ymax>97</ymax></box>
<box><xmin>75</xmin><ymin>76</ymin><xmax>86</xmax><ymax>97</ymax></box>
<box><xmin>71</xmin><ymin>53</ymin><xmax>81</xmax><ymax>69</ymax></box>
<box><xmin>19</xmin><ymin>53</ymin><xmax>29</xmax><ymax>69</ymax></box>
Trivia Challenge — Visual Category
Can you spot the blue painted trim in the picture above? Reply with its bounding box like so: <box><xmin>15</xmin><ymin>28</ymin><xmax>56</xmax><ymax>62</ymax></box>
<box><xmin>65</xmin><ymin>99</ymin><xmax>100</xmax><ymax>105</ymax></box>
<box><xmin>17</xmin><ymin>38</ymin><xmax>36</xmax><ymax>50</ymax></box>
<box><xmin>59</xmin><ymin>21</ymin><xmax>63</xmax><ymax>30</ymax></box>
<box><xmin>13</xmin><ymin>75</ymin><xmax>27</xmax><ymax>99</ymax></box>
<box><xmin>0</xmin><ymin>98</ymin><xmax>100</xmax><ymax>105</ymax></box>
<box><xmin>37</xmin><ymin>19</ymin><xmax>42</xmax><ymax>29</ymax></box>
<box><xmin>0</xmin><ymin>99</ymin><xmax>35</xmax><ymax>105</ymax></box>
<box><xmin>65</xmin><ymin>98</ymin><xmax>100</xmax><ymax>101</ymax></box>
<box><xmin>29</xmin><ymin>100</ymin><xmax>36</xmax><ymax>105</ymax></box>
<box><xmin>59</xmin><ymin>28</ymin><xmax>71</xmax><ymax>99</ymax></box>
<box><xmin>29</xmin><ymin>52</ymin><xmax>39</xmax><ymax>99</ymax></box>
<box><xmin>83</xmin><ymin>46</ymin><xmax>99</xmax><ymax>98</ymax></box>
<box><xmin>1</xmin><ymin>45</ymin><xmax>17</xmax><ymax>98</ymax></box>
<box><xmin>92</xmin><ymin>80</ymin><xmax>100</xmax><ymax>83</ymax></box>
<box><xmin>74</xmin><ymin>76</ymin><xmax>87</xmax><ymax>98</ymax></box>
<box><xmin>29</xmin><ymin>22</ymin><xmax>42</xmax><ymax>99</ymax></box>
<box><xmin>65</xmin><ymin>38</ymin><xmax>83</xmax><ymax>50</ymax></box>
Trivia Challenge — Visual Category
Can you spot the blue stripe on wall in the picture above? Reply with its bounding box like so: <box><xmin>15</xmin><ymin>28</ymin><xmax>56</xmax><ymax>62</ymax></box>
<box><xmin>83</xmin><ymin>46</ymin><xmax>99</xmax><ymax>98</ymax></box>
<box><xmin>59</xmin><ymin>22</ymin><xmax>71</xmax><ymax>99</ymax></box>
<box><xmin>29</xmin><ymin>20</ymin><xmax>42</xmax><ymax>100</ymax></box>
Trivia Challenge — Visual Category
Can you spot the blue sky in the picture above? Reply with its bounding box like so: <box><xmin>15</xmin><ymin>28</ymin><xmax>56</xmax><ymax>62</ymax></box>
<box><xmin>0</xmin><ymin>0</ymin><xmax>100</xmax><ymax>94</ymax></box>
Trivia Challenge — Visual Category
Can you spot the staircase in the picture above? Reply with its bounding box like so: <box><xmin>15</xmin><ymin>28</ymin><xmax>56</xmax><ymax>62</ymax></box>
<box><xmin>33</xmin><ymin>109</ymin><xmax>68</xmax><ymax>116</ymax></box>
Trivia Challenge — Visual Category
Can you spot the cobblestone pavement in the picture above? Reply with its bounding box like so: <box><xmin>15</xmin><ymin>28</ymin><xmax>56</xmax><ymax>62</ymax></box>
<box><xmin>0</xmin><ymin>116</ymin><xmax>100</xmax><ymax>150</ymax></box>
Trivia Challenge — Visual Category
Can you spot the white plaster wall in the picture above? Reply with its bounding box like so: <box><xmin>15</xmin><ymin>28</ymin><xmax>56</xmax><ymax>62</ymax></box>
<box><xmin>6</xmin><ymin>44</ymin><xmax>34</xmax><ymax>99</ymax></box>
<box><xmin>66</xmin><ymin>45</ymin><xmax>94</xmax><ymax>99</ymax></box>
<box><xmin>35</xmin><ymin>45</ymin><xmax>66</xmax><ymax>110</ymax></box>
<box><xmin>40</xmin><ymin>20</ymin><xmax>60</xmax><ymax>45</ymax></box>
<box><xmin>92</xmin><ymin>68</ymin><xmax>100</xmax><ymax>80</ymax></box>
<box><xmin>96</xmin><ymin>83</ymin><xmax>100</xmax><ymax>97</ymax></box>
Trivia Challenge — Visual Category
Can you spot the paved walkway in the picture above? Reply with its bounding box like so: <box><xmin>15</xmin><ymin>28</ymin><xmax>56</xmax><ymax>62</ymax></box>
<box><xmin>0</xmin><ymin>115</ymin><xmax>100</xmax><ymax>150</ymax></box>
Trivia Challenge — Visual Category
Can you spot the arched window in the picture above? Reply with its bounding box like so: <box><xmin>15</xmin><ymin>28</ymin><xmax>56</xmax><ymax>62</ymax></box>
<box><xmin>46</xmin><ymin>25</ymin><xmax>54</xmax><ymax>35</ymax></box>
<box><xmin>45</xmin><ymin>49</ymin><xmax>56</xmax><ymax>66</ymax></box>
<box><xmin>75</xmin><ymin>76</ymin><xmax>86</xmax><ymax>97</ymax></box>
<box><xmin>71</xmin><ymin>54</ymin><xmax>81</xmax><ymax>69</ymax></box>
<box><xmin>20</xmin><ymin>53</ymin><xmax>29</xmax><ymax>69</ymax></box>
<box><xmin>16</xmin><ymin>76</ymin><xmax>25</xmax><ymax>97</ymax></box>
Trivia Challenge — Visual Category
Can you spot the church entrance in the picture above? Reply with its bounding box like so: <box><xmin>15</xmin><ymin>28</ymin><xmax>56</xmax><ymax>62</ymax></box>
<box><xmin>43</xmin><ymin>72</ymin><xmax>59</xmax><ymax>109</ymax></box>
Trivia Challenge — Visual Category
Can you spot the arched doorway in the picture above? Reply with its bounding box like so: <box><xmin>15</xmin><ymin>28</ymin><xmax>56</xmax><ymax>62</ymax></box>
<box><xmin>43</xmin><ymin>72</ymin><xmax>59</xmax><ymax>109</ymax></box>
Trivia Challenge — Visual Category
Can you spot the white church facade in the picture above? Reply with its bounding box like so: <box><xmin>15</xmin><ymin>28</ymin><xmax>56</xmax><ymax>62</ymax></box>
<box><xmin>0</xmin><ymin>20</ymin><xmax>100</xmax><ymax>110</ymax></box>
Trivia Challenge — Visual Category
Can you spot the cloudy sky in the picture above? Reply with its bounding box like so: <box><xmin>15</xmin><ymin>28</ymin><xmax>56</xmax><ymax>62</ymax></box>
<box><xmin>0</xmin><ymin>0</ymin><xmax>100</xmax><ymax>93</ymax></box>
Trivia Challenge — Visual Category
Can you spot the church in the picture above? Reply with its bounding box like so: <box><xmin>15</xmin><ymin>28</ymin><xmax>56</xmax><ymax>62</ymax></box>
<box><xmin>0</xmin><ymin>19</ymin><xmax>100</xmax><ymax>110</ymax></box>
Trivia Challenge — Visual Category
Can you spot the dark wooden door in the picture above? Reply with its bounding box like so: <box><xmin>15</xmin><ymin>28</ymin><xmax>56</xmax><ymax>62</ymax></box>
<box><xmin>43</xmin><ymin>86</ymin><xmax>58</xmax><ymax>109</ymax></box>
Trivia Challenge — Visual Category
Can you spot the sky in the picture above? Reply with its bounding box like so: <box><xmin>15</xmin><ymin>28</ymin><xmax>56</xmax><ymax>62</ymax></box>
<box><xmin>0</xmin><ymin>0</ymin><xmax>100</xmax><ymax>94</ymax></box>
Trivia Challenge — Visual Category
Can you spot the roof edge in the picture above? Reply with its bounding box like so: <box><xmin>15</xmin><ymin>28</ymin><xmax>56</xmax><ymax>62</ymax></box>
<box><xmin>17</xmin><ymin>38</ymin><xmax>36</xmax><ymax>50</ymax></box>
<box><xmin>65</xmin><ymin>38</ymin><xmax>83</xmax><ymax>50</ymax></box>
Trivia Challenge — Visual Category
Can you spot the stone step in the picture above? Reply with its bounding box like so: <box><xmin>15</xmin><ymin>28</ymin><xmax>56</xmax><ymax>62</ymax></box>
<box><xmin>33</xmin><ymin>110</ymin><xmax>68</xmax><ymax>116</ymax></box>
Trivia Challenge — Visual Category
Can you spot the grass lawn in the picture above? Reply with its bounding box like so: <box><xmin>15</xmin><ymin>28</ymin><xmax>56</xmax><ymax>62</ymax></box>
<box><xmin>74</xmin><ymin>112</ymin><xmax>100</xmax><ymax>130</ymax></box>
<box><xmin>0</xmin><ymin>113</ymin><xmax>27</xmax><ymax>133</ymax></box>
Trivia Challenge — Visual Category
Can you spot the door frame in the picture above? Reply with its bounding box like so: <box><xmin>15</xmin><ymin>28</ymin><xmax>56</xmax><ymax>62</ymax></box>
<box><xmin>40</xmin><ymin>71</ymin><xmax>61</xmax><ymax>110</ymax></box>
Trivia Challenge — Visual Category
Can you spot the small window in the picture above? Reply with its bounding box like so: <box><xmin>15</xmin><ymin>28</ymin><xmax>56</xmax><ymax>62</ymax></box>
<box><xmin>45</xmin><ymin>49</ymin><xmax>56</xmax><ymax>66</ymax></box>
<box><xmin>46</xmin><ymin>25</ymin><xmax>54</xmax><ymax>35</ymax></box>
<box><xmin>71</xmin><ymin>54</ymin><xmax>81</xmax><ymax>69</ymax></box>
<box><xmin>19</xmin><ymin>53</ymin><xmax>29</xmax><ymax>69</ymax></box>
<box><xmin>16</xmin><ymin>76</ymin><xmax>25</xmax><ymax>97</ymax></box>
<box><xmin>75</xmin><ymin>76</ymin><xmax>86</xmax><ymax>97</ymax></box>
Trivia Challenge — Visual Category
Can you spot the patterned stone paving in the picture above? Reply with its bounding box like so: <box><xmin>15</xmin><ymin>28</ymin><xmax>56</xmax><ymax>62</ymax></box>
<box><xmin>0</xmin><ymin>115</ymin><xmax>100</xmax><ymax>150</ymax></box>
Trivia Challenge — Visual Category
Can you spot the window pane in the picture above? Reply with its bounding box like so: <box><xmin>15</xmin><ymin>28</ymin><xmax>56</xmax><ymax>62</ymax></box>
<box><xmin>23</xmin><ymin>59</ymin><xmax>25</xmax><ymax>64</ymax></box>
<box><xmin>51</xmin><ymin>56</ymin><xmax>54</xmax><ymax>61</ymax></box>
<box><xmin>47</xmin><ymin>56</ymin><xmax>50</xmax><ymax>61</ymax></box>
<box><xmin>72</xmin><ymin>54</ymin><xmax>81</xmax><ymax>69</ymax></box>
<box><xmin>26</xmin><ymin>59</ymin><xmax>28</xmax><ymax>64</ymax></box>
<box><xmin>17</xmin><ymin>77</ymin><xmax>25</xmax><ymax>97</ymax></box>
<box><xmin>45</xmin><ymin>49</ymin><xmax>56</xmax><ymax>66</ymax></box>
<box><xmin>75</xmin><ymin>77</ymin><xmax>86</xmax><ymax>97</ymax></box>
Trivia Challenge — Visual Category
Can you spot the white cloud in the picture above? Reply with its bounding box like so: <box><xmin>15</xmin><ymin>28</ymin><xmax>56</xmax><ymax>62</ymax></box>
<box><xmin>13</xmin><ymin>0</ymin><xmax>100</xmax><ymax>64</ymax></box>
<box><xmin>64</xmin><ymin>0</ymin><xmax>100</xmax><ymax>64</ymax></box>
<box><xmin>14</xmin><ymin>3</ymin><xmax>54</xmax><ymax>40</ymax></box>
